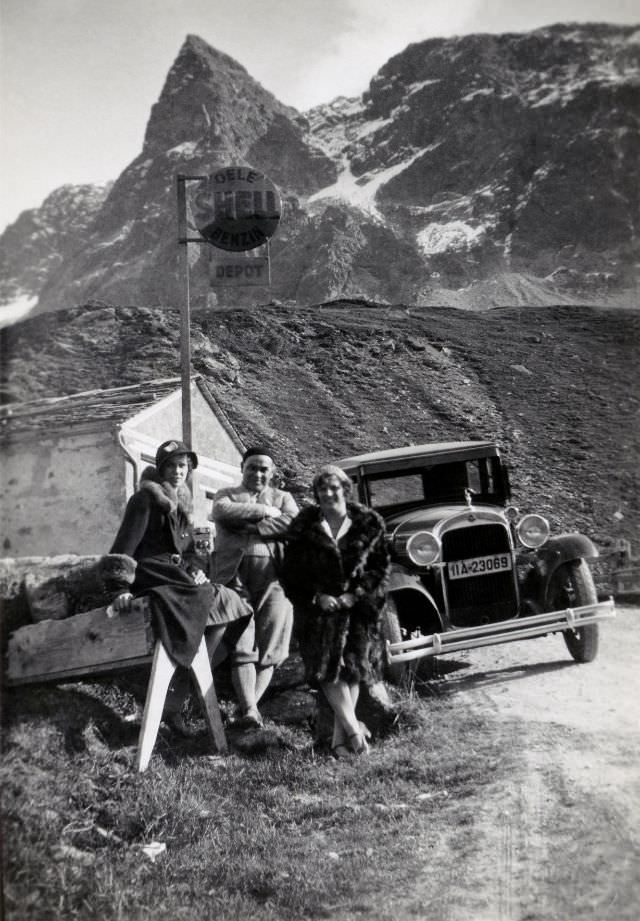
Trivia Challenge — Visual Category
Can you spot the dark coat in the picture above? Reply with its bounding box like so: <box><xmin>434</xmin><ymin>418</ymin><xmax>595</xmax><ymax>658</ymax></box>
<box><xmin>110</xmin><ymin>473</ymin><xmax>249</xmax><ymax>667</ymax></box>
<box><xmin>280</xmin><ymin>501</ymin><xmax>390</xmax><ymax>687</ymax></box>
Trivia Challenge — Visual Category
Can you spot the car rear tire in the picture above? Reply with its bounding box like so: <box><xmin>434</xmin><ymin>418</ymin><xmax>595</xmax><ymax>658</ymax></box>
<box><xmin>549</xmin><ymin>560</ymin><xmax>599</xmax><ymax>663</ymax></box>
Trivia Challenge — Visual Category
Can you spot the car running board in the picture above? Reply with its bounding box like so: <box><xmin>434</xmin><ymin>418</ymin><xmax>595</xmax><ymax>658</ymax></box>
<box><xmin>387</xmin><ymin>598</ymin><xmax>616</xmax><ymax>662</ymax></box>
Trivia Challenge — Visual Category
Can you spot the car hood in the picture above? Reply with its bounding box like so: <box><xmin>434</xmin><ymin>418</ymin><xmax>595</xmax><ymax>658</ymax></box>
<box><xmin>384</xmin><ymin>504</ymin><xmax>507</xmax><ymax>536</ymax></box>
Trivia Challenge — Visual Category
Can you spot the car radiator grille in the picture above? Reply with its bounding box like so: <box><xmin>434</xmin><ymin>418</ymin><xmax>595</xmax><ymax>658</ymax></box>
<box><xmin>442</xmin><ymin>523</ymin><xmax>518</xmax><ymax>628</ymax></box>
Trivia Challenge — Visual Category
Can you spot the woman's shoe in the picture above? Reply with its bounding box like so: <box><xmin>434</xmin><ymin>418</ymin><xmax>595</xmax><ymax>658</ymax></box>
<box><xmin>358</xmin><ymin>721</ymin><xmax>372</xmax><ymax>740</ymax></box>
<box><xmin>236</xmin><ymin>707</ymin><xmax>264</xmax><ymax>730</ymax></box>
<box><xmin>331</xmin><ymin>743</ymin><xmax>351</xmax><ymax>759</ymax></box>
<box><xmin>348</xmin><ymin>732</ymin><xmax>370</xmax><ymax>755</ymax></box>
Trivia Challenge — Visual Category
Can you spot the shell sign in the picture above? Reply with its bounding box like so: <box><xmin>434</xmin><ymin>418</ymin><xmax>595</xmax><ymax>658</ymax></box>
<box><xmin>192</xmin><ymin>167</ymin><xmax>281</xmax><ymax>252</ymax></box>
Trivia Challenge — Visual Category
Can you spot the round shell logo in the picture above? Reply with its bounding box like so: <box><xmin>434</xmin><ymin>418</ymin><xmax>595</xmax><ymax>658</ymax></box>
<box><xmin>192</xmin><ymin>167</ymin><xmax>281</xmax><ymax>252</ymax></box>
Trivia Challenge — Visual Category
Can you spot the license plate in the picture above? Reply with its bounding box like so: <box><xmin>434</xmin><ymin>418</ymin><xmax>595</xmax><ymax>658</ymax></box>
<box><xmin>448</xmin><ymin>554</ymin><xmax>512</xmax><ymax>580</ymax></box>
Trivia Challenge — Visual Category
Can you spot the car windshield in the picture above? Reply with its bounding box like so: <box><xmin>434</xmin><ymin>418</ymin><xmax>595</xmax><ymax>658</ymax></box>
<box><xmin>363</xmin><ymin>457</ymin><xmax>506</xmax><ymax>512</ymax></box>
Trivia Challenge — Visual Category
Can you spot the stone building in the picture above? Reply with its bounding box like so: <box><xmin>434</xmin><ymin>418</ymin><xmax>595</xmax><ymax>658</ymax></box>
<box><xmin>0</xmin><ymin>376</ymin><xmax>244</xmax><ymax>557</ymax></box>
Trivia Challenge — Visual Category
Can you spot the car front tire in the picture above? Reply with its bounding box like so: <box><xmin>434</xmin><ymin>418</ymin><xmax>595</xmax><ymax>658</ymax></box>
<box><xmin>381</xmin><ymin>595</ymin><xmax>409</xmax><ymax>685</ymax></box>
<box><xmin>549</xmin><ymin>559</ymin><xmax>599</xmax><ymax>663</ymax></box>
<box><xmin>381</xmin><ymin>595</ymin><xmax>438</xmax><ymax>684</ymax></box>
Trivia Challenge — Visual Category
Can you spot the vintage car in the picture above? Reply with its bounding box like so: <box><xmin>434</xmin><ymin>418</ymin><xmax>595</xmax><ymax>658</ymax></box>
<box><xmin>335</xmin><ymin>441</ymin><xmax>615</xmax><ymax>682</ymax></box>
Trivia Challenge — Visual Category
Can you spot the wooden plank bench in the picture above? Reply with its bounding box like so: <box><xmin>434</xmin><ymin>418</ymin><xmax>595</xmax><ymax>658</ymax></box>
<box><xmin>6</xmin><ymin>599</ymin><xmax>227</xmax><ymax>770</ymax></box>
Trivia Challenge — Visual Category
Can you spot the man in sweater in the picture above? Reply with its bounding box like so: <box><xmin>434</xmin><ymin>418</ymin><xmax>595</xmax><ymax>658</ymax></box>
<box><xmin>212</xmin><ymin>446</ymin><xmax>298</xmax><ymax>728</ymax></box>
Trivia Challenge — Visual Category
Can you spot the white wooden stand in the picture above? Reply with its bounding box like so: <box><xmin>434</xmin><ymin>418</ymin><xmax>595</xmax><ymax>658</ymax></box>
<box><xmin>135</xmin><ymin>636</ymin><xmax>228</xmax><ymax>771</ymax></box>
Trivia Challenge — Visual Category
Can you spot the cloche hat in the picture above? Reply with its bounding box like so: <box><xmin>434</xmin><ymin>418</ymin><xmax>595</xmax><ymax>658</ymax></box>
<box><xmin>155</xmin><ymin>439</ymin><xmax>198</xmax><ymax>471</ymax></box>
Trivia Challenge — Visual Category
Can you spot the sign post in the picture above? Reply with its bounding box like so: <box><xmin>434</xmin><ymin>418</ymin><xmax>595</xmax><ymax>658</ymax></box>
<box><xmin>176</xmin><ymin>174</ymin><xmax>198</xmax><ymax>447</ymax></box>
<box><xmin>176</xmin><ymin>166</ymin><xmax>281</xmax><ymax>448</ymax></box>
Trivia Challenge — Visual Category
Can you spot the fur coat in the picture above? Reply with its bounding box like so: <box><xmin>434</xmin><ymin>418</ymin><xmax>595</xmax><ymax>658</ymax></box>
<box><xmin>110</xmin><ymin>468</ymin><xmax>249</xmax><ymax>667</ymax></box>
<box><xmin>280</xmin><ymin>501</ymin><xmax>390</xmax><ymax>687</ymax></box>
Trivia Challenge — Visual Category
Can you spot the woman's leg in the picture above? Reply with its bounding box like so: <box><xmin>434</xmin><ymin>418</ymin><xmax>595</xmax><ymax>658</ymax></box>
<box><xmin>348</xmin><ymin>681</ymin><xmax>371</xmax><ymax>739</ymax></box>
<box><xmin>321</xmin><ymin>680</ymin><xmax>363</xmax><ymax>753</ymax></box>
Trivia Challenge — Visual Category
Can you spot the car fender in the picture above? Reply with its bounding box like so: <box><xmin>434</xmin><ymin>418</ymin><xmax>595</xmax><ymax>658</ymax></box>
<box><xmin>387</xmin><ymin>570</ymin><xmax>443</xmax><ymax>631</ymax></box>
<box><xmin>524</xmin><ymin>533</ymin><xmax>599</xmax><ymax>605</ymax></box>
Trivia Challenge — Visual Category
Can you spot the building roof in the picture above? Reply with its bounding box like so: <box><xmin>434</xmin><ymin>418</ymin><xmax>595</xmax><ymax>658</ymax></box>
<box><xmin>0</xmin><ymin>376</ymin><xmax>239</xmax><ymax>443</ymax></box>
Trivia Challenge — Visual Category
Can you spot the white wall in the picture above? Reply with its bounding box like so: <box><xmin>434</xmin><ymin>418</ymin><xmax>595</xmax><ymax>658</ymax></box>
<box><xmin>1</xmin><ymin>428</ymin><xmax>126</xmax><ymax>557</ymax></box>
<box><xmin>0</xmin><ymin>387</ymin><xmax>244</xmax><ymax>558</ymax></box>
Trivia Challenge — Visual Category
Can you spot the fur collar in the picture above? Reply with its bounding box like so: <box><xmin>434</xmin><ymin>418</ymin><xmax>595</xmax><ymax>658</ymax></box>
<box><xmin>139</xmin><ymin>466</ymin><xmax>194</xmax><ymax>523</ymax></box>
<box><xmin>284</xmin><ymin>500</ymin><xmax>389</xmax><ymax>593</ymax></box>
<box><xmin>289</xmin><ymin>501</ymin><xmax>382</xmax><ymax>544</ymax></box>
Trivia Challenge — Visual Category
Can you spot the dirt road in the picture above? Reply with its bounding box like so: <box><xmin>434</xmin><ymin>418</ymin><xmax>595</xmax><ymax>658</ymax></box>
<box><xmin>425</xmin><ymin>603</ymin><xmax>640</xmax><ymax>921</ymax></box>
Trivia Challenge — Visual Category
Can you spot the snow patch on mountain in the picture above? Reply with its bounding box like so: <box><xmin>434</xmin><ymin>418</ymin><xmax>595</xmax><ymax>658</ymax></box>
<box><xmin>302</xmin><ymin>97</ymin><xmax>367</xmax><ymax>158</ymax></box>
<box><xmin>167</xmin><ymin>141</ymin><xmax>199</xmax><ymax>160</ymax></box>
<box><xmin>136</xmin><ymin>159</ymin><xmax>154</xmax><ymax>178</ymax></box>
<box><xmin>308</xmin><ymin>149</ymin><xmax>426</xmax><ymax>219</ymax></box>
<box><xmin>0</xmin><ymin>294</ymin><xmax>37</xmax><ymax>328</ymax></box>
<box><xmin>461</xmin><ymin>87</ymin><xmax>495</xmax><ymax>103</ymax></box>
<box><xmin>528</xmin><ymin>60</ymin><xmax>634</xmax><ymax>108</ymax></box>
<box><xmin>95</xmin><ymin>222</ymin><xmax>134</xmax><ymax>248</ymax></box>
<box><xmin>407</xmin><ymin>79</ymin><xmax>441</xmax><ymax>95</ymax></box>
<box><xmin>353</xmin><ymin>116</ymin><xmax>394</xmax><ymax>140</ymax></box>
<box><xmin>417</xmin><ymin>221</ymin><xmax>486</xmax><ymax>255</ymax></box>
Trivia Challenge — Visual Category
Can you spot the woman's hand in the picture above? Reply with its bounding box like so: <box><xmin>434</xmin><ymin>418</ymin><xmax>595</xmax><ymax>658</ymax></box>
<box><xmin>315</xmin><ymin>593</ymin><xmax>341</xmax><ymax>613</ymax></box>
<box><xmin>337</xmin><ymin>592</ymin><xmax>356</xmax><ymax>609</ymax></box>
<box><xmin>110</xmin><ymin>592</ymin><xmax>135</xmax><ymax>614</ymax></box>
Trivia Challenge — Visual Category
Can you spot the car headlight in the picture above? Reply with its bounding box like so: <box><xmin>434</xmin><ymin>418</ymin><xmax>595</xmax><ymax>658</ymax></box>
<box><xmin>516</xmin><ymin>514</ymin><xmax>550</xmax><ymax>549</ymax></box>
<box><xmin>406</xmin><ymin>531</ymin><xmax>441</xmax><ymax>566</ymax></box>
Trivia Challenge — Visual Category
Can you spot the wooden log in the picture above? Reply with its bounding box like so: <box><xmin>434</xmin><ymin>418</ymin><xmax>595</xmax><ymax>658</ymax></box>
<box><xmin>0</xmin><ymin>554</ymin><xmax>137</xmax><ymax>624</ymax></box>
<box><xmin>6</xmin><ymin>601</ymin><xmax>154</xmax><ymax>686</ymax></box>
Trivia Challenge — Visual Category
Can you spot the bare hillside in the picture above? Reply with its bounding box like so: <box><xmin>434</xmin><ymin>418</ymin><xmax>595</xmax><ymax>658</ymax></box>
<box><xmin>1</xmin><ymin>300</ymin><xmax>638</xmax><ymax>549</ymax></box>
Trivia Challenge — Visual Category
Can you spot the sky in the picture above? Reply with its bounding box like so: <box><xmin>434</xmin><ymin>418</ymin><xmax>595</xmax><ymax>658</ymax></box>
<box><xmin>1</xmin><ymin>0</ymin><xmax>638</xmax><ymax>232</ymax></box>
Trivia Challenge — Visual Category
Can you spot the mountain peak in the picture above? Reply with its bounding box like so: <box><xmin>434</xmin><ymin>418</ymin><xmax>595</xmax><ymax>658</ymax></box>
<box><xmin>141</xmin><ymin>31</ymin><xmax>298</xmax><ymax>155</ymax></box>
<box><xmin>179</xmin><ymin>33</ymin><xmax>251</xmax><ymax>76</ymax></box>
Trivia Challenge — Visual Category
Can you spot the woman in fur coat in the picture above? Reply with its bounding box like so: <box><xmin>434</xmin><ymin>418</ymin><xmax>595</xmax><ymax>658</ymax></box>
<box><xmin>280</xmin><ymin>465</ymin><xmax>390</xmax><ymax>756</ymax></box>
<box><xmin>110</xmin><ymin>439</ymin><xmax>250</xmax><ymax>731</ymax></box>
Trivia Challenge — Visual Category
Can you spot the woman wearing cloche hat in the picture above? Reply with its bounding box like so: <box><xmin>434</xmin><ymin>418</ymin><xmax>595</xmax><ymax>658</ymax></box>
<box><xmin>109</xmin><ymin>439</ymin><xmax>251</xmax><ymax>733</ymax></box>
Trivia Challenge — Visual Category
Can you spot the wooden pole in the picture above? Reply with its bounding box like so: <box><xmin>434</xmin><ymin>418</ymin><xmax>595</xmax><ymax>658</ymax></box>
<box><xmin>176</xmin><ymin>175</ymin><xmax>192</xmax><ymax>448</ymax></box>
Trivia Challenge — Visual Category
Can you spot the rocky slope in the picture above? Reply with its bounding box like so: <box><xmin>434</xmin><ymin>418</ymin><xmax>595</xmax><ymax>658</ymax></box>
<box><xmin>1</xmin><ymin>23</ymin><xmax>638</xmax><ymax>321</ymax></box>
<box><xmin>0</xmin><ymin>184</ymin><xmax>110</xmax><ymax>323</ymax></box>
<box><xmin>2</xmin><ymin>299</ymin><xmax>638</xmax><ymax>552</ymax></box>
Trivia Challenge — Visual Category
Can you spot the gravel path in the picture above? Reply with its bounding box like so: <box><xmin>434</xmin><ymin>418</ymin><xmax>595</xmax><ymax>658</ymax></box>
<box><xmin>431</xmin><ymin>603</ymin><xmax>640</xmax><ymax>921</ymax></box>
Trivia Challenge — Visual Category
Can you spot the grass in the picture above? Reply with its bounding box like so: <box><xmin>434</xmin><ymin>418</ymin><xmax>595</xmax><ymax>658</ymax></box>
<box><xmin>1</xmin><ymin>677</ymin><xmax>516</xmax><ymax>921</ymax></box>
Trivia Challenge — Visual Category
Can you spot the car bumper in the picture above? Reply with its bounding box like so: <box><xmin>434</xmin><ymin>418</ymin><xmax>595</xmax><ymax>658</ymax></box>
<box><xmin>387</xmin><ymin>598</ymin><xmax>616</xmax><ymax>662</ymax></box>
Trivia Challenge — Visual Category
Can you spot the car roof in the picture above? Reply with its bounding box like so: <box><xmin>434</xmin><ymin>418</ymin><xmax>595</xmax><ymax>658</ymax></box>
<box><xmin>335</xmin><ymin>441</ymin><xmax>500</xmax><ymax>475</ymax></box>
